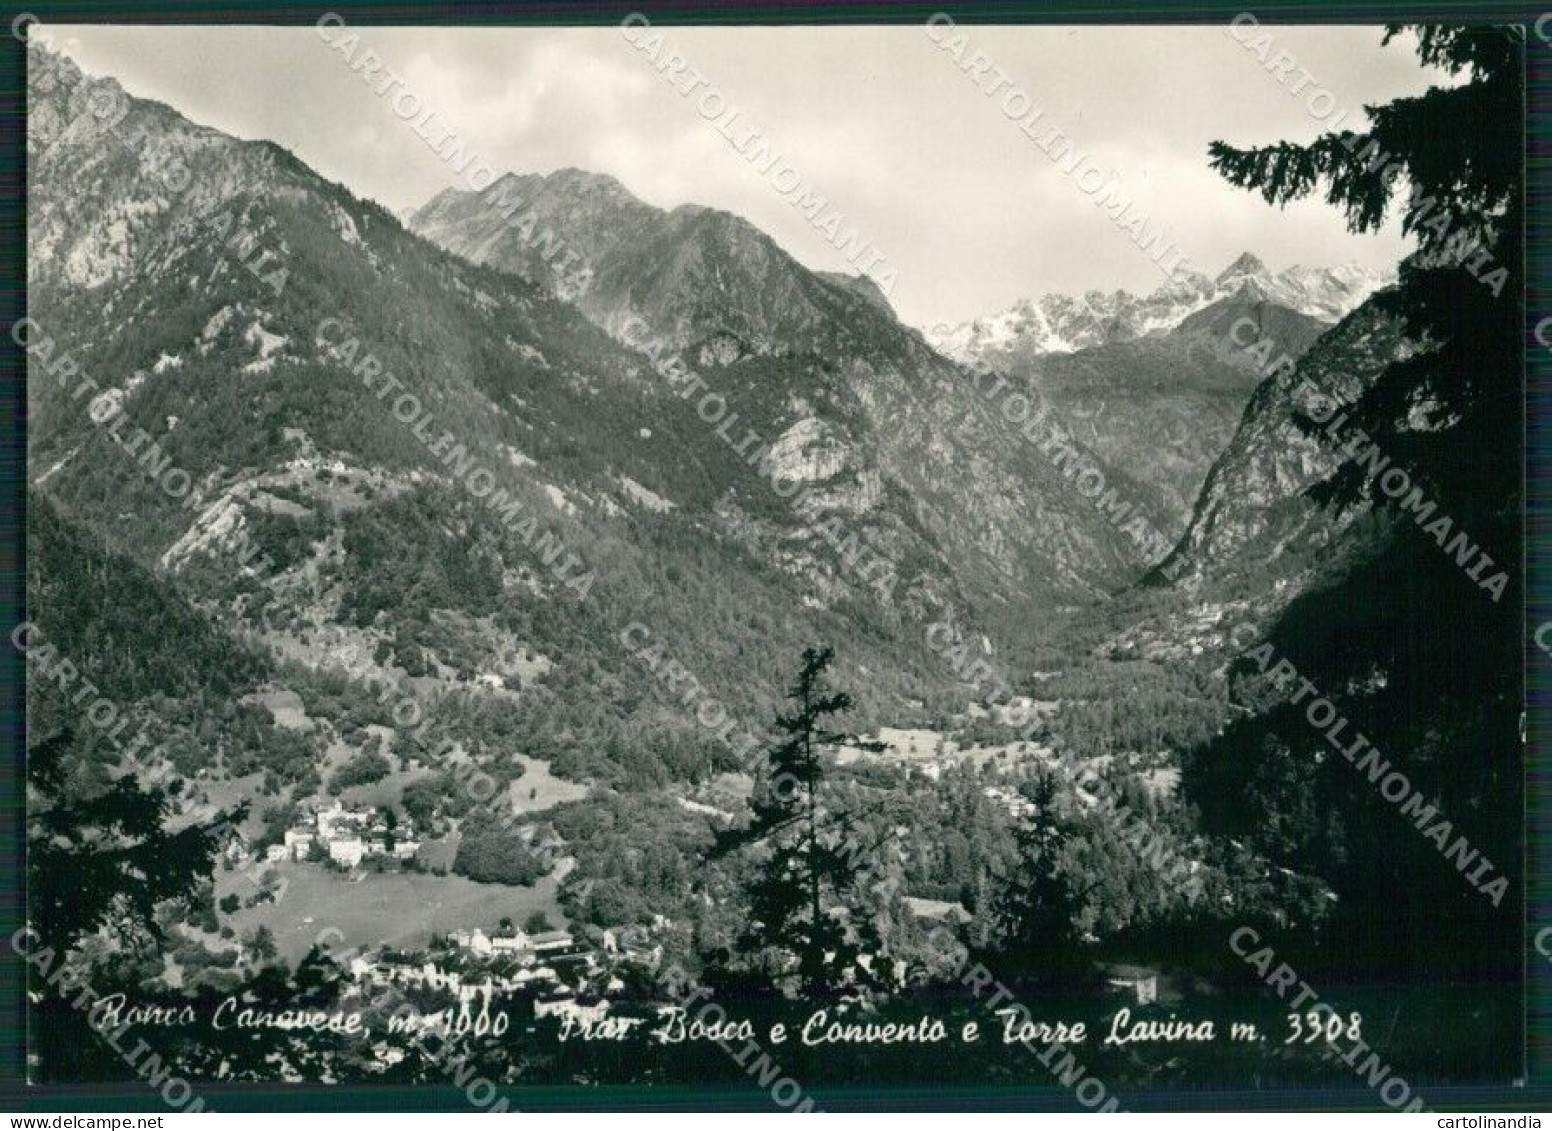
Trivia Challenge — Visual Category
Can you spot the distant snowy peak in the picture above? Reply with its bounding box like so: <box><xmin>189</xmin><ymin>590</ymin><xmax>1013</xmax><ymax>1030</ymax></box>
<box><xmin>926</xmin><ymin>256</ymin><xmax>1394</xmax><ymax>364</ymax></box>
<box><xmin>1274</xmin><ymin>262</ymin><xmax>1396</xmax><ymax>322</ymax></box>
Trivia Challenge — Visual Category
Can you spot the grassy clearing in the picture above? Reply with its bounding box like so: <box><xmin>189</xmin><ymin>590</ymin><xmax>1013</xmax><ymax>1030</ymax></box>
<box><xmin>507</xmin><ymin>753</ymin><xmax>588</xmax><ymax>816</ymax></box>
<box><xmin>220</xmin><ymin>861</ymin><xmax>564</xmax><ymax>962</ymax></box>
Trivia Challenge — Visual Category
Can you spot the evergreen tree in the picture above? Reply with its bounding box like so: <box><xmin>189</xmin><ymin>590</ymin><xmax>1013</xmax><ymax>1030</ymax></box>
<box><xmin>714</xmin><ymin>646</ymin><xmax>885</xmax><ymax>994</ymax></box>
<box><xmin>1188</xmin><ymin>25</ymin><xmax>1522</xmax><ymax>1001</ymax></box>
<box><xmin>1208</xmin><ymin>26</ymin><xmax>1520</xmax><ymax>530</ymax></box>
<box><xmin>992</xmin><ymin>773</ymin><xmax>1089</xmax><ymax>985</ymax></box>
<box><xmin>248</xmin><ymin>924</ymin><xmax>280</xmax><ymax>966</ymax></box>
<box><xmin>26</xmin><ymin>726</ymin><xmax>236</xmax><ymax>1081</ymax></box>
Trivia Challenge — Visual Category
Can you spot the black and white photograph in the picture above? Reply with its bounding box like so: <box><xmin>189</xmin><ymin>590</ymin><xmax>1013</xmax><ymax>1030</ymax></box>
<box><xmin>7</xmin><ymin>7</ymin><xmax>1536</xmax><ymax>1116</ymax></box>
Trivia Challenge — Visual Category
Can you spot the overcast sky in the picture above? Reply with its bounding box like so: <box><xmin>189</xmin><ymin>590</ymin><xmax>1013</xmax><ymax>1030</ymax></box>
<box><xmin>44</xmin><ymin>22</ymin><xmax>1443</xmax><ymax>326</ymax></box>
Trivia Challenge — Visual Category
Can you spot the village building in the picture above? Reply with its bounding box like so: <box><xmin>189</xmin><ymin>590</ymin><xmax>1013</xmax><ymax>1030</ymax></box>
<box><xmin>283</xmin><ymin>828</ymin><xmax>314</xmax><ymax>859</ymax></box>
<box><xmin>328</xmin><ymin>836</ymin><xmax>366</xmax><ymax>868</ymax></box>
<box><xmin>531</xmin><ymin>929</ymin><xmax>575</xmax><ymax>953</ymax></box>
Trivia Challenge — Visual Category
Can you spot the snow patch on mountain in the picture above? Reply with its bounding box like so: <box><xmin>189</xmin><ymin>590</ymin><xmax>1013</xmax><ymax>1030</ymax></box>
<box><xmin>925</xmin><ymin>255</ymin><xmax>1393</xmax><ymax>364</ymax></box>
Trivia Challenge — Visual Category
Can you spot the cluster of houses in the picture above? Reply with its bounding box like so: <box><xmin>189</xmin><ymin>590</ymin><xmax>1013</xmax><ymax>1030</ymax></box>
<box><xmin>350</xmin><ymin>953</ymin><xmax>571</xmax><ymax>997</ymax></box>
<box><xmin>339</xmin><ymin>915</ymin><xmax>680</xmax><ymax>1027</ymax></box>
<box><xmin>444</xmin><ymin>920</ymin><xmax>666</xmax><ymax>969</ymax></box>
<box><xmin>981</xmin><ymin>784</ymin><xmax>1038</xmax><ymax>819</ymax></box>
<box><xmin>347</xmin><ymin>924</ymin><xmax>609</xmax><ymax>1007</ymax></box>
<box><xmin>266</xmin><ymin>800</ymin><xmax>421</xmax><ymax>868</ymax></box>
<box><xmin>449</xmin><ymin>924</ymin><xmax>578</xmax><ymax>961</ymax></box>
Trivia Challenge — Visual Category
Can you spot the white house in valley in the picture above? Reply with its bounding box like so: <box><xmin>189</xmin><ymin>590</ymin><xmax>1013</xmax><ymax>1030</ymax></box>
<box><xmin>328</xmin><ymin>836</ymin><xmax>365</xmax><ymax>868</ymax></box>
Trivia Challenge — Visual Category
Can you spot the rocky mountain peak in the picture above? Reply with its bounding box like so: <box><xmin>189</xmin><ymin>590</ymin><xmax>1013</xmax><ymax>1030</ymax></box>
<box><xmin>818</xmin><ymin>270</ymin><xmax>894</xmax><ymax>317</ymax></box>
<box><xmin>1215</xmin><ymin>251</ymin><xmax>1270</xmax><ymax>283</ymax></box>
<box><xmin>545</xmin><ymin>166</ymin><xmax>632</xmax><ymax>193</ymax></box>
<box><xmin>409</xmin><ymin>170</ymin><xmax>910</xmax><ymax>357</ymax></box>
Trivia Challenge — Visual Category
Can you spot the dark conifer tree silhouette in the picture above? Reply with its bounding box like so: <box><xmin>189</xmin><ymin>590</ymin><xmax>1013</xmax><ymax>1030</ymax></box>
<box><xmin>1187</xmin><ymin>25</ymin><xmax>1522</xmax><ymax>1000</ymax></box>
<box><xmin>1209</xmin><ymin>26</ymin><xmax>1521</xmax><ymax>527</ymax></box>
<box><xmin>993</xmin><ymin>773</ymin><xmax>1090</xmax><ymax>985</ymax></box>
<box><xmin>26</xmin><ymin>726</ymin><xmax>238</xmax><ymax>1081</ymax></box>
<box><xmin>714</xmin><ymin>646</ymin><xmax>886</xmax><ymax>994</ymax></box>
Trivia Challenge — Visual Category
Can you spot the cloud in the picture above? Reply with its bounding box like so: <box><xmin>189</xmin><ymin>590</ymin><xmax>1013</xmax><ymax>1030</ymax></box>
<box><xmin>397</xmin><ymin>34</ymin><xmax>652</xmax><ymax>177</ymax></box>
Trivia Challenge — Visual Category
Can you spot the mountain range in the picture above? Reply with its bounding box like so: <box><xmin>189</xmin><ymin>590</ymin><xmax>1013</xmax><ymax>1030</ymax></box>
<box><xmin>926</xmin><ymin>254</ymin><xmax>1391</xmax><ymax>364</ymax></box>
<box><xmin>406</xmin><ymin>170</ymin><xmax>1382</xmax><ymax>556</ymax></box>
<box><xmin>20</xmin><ymin>29</ymin><xmax>1525</xmax><ymax>1096</ymax></box>
<box><xmin>24</xmin><ymin>39</ymin><xmax>1400</xmax><ymax>791</ymax></box>
<box><xmin>408</xmin><ymin>171</ymin><xmax>897</xmax><ymax>362</ymax></box>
